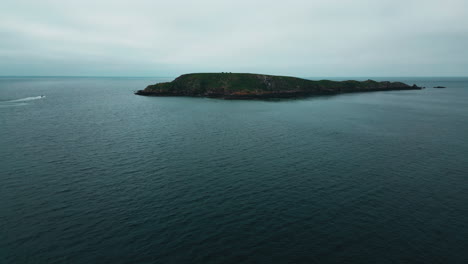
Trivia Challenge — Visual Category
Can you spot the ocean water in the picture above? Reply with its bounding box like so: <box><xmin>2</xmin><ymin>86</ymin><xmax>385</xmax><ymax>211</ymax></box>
<box><xmin>1</xmin><ymin>77</ymin><xmax>467</xmax><ymax>263</ymax></box>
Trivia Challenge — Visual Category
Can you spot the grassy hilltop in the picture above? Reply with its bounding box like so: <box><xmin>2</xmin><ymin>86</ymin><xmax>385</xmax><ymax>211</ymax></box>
<box><xmin>136</xmin><ymin>73</ymin><xmax>420</xmax><ymax>99</ymax></box>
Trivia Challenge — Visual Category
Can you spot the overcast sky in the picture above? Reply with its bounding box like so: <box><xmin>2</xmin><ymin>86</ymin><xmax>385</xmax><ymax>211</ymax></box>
<box><xmin>1</xmin><ymin>0</ymin><xmax>467</xmax><ymax>77</ymax></box>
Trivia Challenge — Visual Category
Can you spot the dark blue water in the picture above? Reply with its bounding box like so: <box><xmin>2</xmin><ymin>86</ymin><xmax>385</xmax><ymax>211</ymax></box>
<box><xmin>1</xmin><ymin>77</ymin><xmax>467</xmax><ymax>263</ymax></box>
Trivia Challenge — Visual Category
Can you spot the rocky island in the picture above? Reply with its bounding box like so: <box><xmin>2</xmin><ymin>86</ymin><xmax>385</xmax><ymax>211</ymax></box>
<box><xmin>135</xmin><ymin>73</ymin><xmax>421</xmax><ymax>99</ymax></box>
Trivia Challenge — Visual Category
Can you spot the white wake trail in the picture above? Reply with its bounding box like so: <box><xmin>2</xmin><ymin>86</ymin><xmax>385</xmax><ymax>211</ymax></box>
<box><xmin>0</xmin><ymin>96</ymin><xmax>46</xmax><ymax>108</ymax></box>
<box><xmin>7</xmin><ymin>96</ymin><xmax>45</xmax><ymax>102</ymax></box>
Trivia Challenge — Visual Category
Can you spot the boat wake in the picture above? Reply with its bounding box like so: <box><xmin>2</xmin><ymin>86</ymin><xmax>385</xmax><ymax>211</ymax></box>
<box><xmin>0</xmin><ymin>96</ymin><xmax>45</xmax><ymax>107</ymax></box>
<box><xmin>5</xmin><ymin>96</ymin><xmax>46</xmax><ymax>102</ymax></box>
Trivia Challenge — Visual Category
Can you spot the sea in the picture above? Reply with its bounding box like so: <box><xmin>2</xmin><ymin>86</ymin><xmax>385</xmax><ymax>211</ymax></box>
<box><xmin>1</xmin><ymin>76</ymin><xmax>467</xmax><ymax>263</ymax></box>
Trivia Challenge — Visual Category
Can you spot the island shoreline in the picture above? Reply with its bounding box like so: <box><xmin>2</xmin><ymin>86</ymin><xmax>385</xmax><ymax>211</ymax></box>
<box><xmin>135</xmin><ymin>73</ymin><xmax>422</xmax><ymax>100</ymax></box>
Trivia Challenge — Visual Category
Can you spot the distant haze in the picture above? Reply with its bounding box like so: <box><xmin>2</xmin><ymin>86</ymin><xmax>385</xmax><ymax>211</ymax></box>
<box><xmin>1</xmin><ymin>0</ymin><xmax>467</xmax><ymax>77</ymax></box>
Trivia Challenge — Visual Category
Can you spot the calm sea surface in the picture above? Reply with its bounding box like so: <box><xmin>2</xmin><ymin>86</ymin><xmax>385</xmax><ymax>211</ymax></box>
<box><xmin>1</xmin><ymin>77</ymin><xmax>467</xmax><ymax>263</ymax></box>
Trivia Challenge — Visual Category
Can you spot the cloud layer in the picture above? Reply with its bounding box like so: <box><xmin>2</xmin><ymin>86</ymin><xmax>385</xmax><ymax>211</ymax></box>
<box><xmin>1</xmin><ymin>0</ymin><xmax>467</xmax><ymax>76</ymax></box>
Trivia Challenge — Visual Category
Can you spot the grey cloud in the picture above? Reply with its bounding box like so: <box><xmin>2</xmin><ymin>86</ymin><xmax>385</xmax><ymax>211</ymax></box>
<box><xmin>1</xmin><ymin>0</ymin><xmax>467</xmax><ymax>76</ymax></box>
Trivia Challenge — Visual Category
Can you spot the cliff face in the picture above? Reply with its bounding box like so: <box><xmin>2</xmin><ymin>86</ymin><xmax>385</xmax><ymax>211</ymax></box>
<box><xmin>135</xmin><ymin>73</ymin><xmax>421</xmax><ymax>99</ymax></box>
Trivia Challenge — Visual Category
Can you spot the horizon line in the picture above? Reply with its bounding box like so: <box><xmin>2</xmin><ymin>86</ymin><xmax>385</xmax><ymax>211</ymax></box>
<box><xmin>1</xmin><ymin>75</ymin><xmax>468</xmax><ymax>78</ymax></box>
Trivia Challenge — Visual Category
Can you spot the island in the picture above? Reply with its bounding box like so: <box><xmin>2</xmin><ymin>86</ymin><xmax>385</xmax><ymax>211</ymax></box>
<box><xmin>135</xmin><ymin>73</ymin><xmax>421</xmax><ymax>99</ymax></box>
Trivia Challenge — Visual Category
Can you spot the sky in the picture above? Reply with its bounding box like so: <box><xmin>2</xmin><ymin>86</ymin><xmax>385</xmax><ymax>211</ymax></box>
<box><xmin>1</xmin><ymin>0</ymin><xmax>467</xmax><ymax>77</ymax></box>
